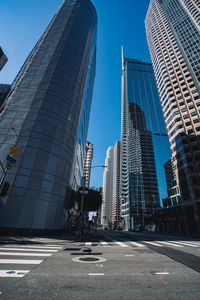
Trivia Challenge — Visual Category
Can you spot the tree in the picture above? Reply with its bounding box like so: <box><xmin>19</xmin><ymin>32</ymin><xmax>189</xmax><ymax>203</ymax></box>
<box><xmin>75</xmin><ymin>188</ymin><xmax>102</xmax><ymax>212</ymax></box>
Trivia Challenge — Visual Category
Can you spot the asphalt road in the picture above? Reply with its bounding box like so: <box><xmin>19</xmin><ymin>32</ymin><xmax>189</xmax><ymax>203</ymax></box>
<box><xmin>0</xmin><ymin>230</ymin><xmax>199</xmax><ymax>300</ymax></box>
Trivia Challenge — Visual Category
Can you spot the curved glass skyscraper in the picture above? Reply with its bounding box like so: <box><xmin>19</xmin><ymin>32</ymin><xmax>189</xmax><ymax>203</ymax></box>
<box><xmin>121</xmin><ymin>58</ymin><xmax>171</xmax><ymax>231</ymax></box>
<box><xmin>0</xmin><ymin>0</ymin><xmax>97</xmax><ymax>234</ymax></box>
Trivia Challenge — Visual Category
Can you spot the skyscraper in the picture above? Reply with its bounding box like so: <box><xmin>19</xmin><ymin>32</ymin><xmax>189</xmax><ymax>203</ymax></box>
<box><xmin>83</xmin><ymin>141</ymin><xmax>93</xmax><ymax>189</ymax></box>
<box><xmin>101</xmin><ymin>146</ymin><xmax>114</xmax><ymax>227</ymax></box>
<box><xmin>112</xmin><ymin>141</ymin><xmax>121</xmax><ymax>229</ymax></box>
<box><xmin>121</xmin><ymin>57</ymin><xmax>171</xmax><ymax>231</ymax></box>
<box><xmin>0</xmin><ymin>84</ymin><xmax>11</xmax><ymax>109</ymax></box>
<box><xmin>145</xmin><ymin>0</ymin><xmax>200</xmax><ymax>232</ymax></box>
<box><xmin>0</xmin><ymin>0</ymin><xmax>97</xmax><ymax>234</ymax></box>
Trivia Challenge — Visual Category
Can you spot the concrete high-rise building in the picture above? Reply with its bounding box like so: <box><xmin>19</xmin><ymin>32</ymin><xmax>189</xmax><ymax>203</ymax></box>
<box><xmin>121</xmin><ymin>57</ymin><xmax>171</xmax><ymax>231</ymax></box>
<box><xmin>83</xmin><ymin>141</ymin><xmax>93</xmax><ymax>188</ymax></box>
<box><xmin>0</xmin><ymin>47</ymin><xmax>8</xmax><ymax>71</ymax></box>
<box><xmin>0</xmin><ymin>0</ymin><xmax>97</xmax><ymax>234</ymax></box>
<box><xmin>145</xmin><ymin>0</ymin><xmax>200</xmax><ymax>232</ymax></box>
<box><xmin>112</xmin><ymin>141</ymin><xmax>121</xmax><ymax>229</ymax></box>
<box><xmin>101</xmin><ymin>147</ymin><xmax>114</xmax><ymax>227</ymax></box>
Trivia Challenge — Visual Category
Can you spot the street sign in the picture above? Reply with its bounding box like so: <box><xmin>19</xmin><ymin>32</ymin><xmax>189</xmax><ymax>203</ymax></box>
<box><xmin>10</xmin><ymin>145</ymin><xmax>18</xmax><ymax>156</ymax></box>
<box><xmin>79</xmin><ymin>190</ymin><xmax>88</xmax><ymax>194</ymax></box>
<box><xmin>6</xmin><ymin>155</ymin><xmax>16</xmax><ymax>164</ymax></box>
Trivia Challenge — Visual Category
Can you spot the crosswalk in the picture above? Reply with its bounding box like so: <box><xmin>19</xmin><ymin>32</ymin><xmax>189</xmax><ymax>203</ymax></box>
<box><xmin>0</xmin><ymin>244</ymin><xmax>62</xmax><ymax>278</ymax></box>
<box><xmin>84</xmin><ymin>239</ymin><xmax>200</xmax><ymax>249</ymax></box>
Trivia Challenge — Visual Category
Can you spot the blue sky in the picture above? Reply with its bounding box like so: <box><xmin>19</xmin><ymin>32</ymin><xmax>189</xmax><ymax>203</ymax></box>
<box><xmin>0</xmin><ymin>0</ymin><xmax>151</xmax><ymax>188</ymax></box>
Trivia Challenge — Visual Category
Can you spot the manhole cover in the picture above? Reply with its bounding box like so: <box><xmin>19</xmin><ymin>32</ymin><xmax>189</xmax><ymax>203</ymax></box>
<box><xmin>79</xmin><ymin>257</ymin><xmax>99</xmax><ymax>262</ymax></box>
<box><xmin>72</xmin><ymin>256</ymin><xmax>106</xmax><ymax>264</ymax></box>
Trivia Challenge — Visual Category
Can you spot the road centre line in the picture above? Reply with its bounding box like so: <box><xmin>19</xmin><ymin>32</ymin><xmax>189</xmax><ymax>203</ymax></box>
<box><xmin>0</xmin><ymin>247</ymin><xmax>58</xmax><ymax>252</ymax></box>
<box><xmin>155</xmin><ymin>272</ymin><xmax>169</xmax><ymax>275</ymax></box>
<box><xmin>0</xmin><ymin>270</ymin><xmax>30</xmax><ymax>278</ymax></box>
<box><xmin>0</xmin><ymin>252</ymin><xmax>52</xmax><ymax>257</ymax></box>
<box><xmin>88</xmin><ymin>273</ymin><xmax>104</xmax><ymax>276</ymax></box>
<box><xmin>0</xmin><ymin>259</ymin><xmax>43</xmax><ymax>264</ymax></box>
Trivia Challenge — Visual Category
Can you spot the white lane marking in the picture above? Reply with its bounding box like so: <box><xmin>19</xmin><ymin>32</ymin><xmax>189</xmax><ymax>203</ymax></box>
<box><xmin>0</xmin><ymin>252</ymin><xmax>52</xmax><ymax>257</ymax></box>
<box><xmin>155</xmin><ymin>272</ymin><xmax>169</xmax><ymax>275</ymax></box>
<box><xmin>99</xmin><ymin>240</ymin><xmax>110</xmax><ymax>246</ymax></box>
<box><xmin>88</xmin><ymin>273</ymin><xmax>104</xmax><ymax>276</ymax></box>
<box><xmin>182</xmin><ymin>241</ymin><xmax>200</xmax><ymax>246</ymax></box>
<box><xmin>125</xmin><ymin>254</ymin><xmax>134</xmax><ymax>257</ymax></box>
<box><xmin>2</xmin><ymin>245</ymin><xmax>62</xmax><ymax>250</ymax></box>
<box><xmin>0</xmin><ymin>247</ymin><xmax>57</xmax><ymax>252</ymax></box>
<box><xmin>85</xmin><ymin>242</ymin><xmax>92</xmax><ymax>246</ymax></box>
<box><xmin>129</xmin><ymin>241</ymin><xmax>145</xmax><ymax>247</ymax></box>
<box><xmin>157</xmin><ymin>241</ymin><xmax>183</xmax><ymax>247</ymax></box>
<box><xmin>144</xmin><ymin>241</ymin><xmax>163</xmax><ymax>247</ymax></box>
<box><xmin>0</xmin><ymin>270</ymin><xmax>30</xmax><ymax>278</ymax></box>
<box><xmin>113</xmin><ymin>240</ymin><xmax>128</xmax><ymax>247</ymax></box>
<box><xmin>0</xmin><ymin>259</ymin><xmax>43</xmax><ymax>264</ymax></box>
<box><xmin>170</xmin><ymin>241</ymin><xmax>199</xmax><ymax>248</ymax></box>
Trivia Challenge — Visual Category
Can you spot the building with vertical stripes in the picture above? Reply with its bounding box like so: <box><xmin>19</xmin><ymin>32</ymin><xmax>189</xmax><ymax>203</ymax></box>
<box><xmin>145</xmin><ymin>0</ymin><xmax>200</xmax><ymax>233</ymax></box>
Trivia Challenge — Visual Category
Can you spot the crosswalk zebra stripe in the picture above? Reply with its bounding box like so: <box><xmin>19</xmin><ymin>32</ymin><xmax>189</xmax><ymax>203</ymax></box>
<box><xmin>170</xmin><ymin>241</ymin><xmax>199</xmax><ymax>247</ymax></box>
<box><xmin>0</xmin><ymin>259</ymin><xmax>43</xmax><ymax>264</ymax></box>
<box><xmin>3</xmin><ymin>245</ymin><xmax>62</xmax><ymax>250</ymax></box>
<box><xmin>0</xmin><ymin>270</ymin><xmax>30</xmax><ymax>278</ymax></box>
<box><xmin>99</xmin><ymin>240</ymin><xmax>110</xmax><ymax>246</ymax></box>
<box><xmin>157</xmin><ymin>241</ymin><xmax>183</xmax><ymax>247</ymax></box>
<box><xmin>179</xmin><ymin>241</ymin><xmax>200</xmax><ymax>246</ymax></box>
<box><xmin>0</xmin><ymin>247</ymin><xmax>58</xmax><ymax>252</ymax></box>
<box><xmin>0</xmin><ymin>252</ymin><xmax>52</xmax><ymax>257</ymax></box>
<box><xmin>112</xmin><ymin>240</ymin><xmax>128</xmax><ymax>247</ymax></box>
<box><xmin>144</xmin><ymin>241</ymin><xmax>163</xmax><ymax>247</ymax></box>
<box><xmin>85</xmin><ymin>242</ymin><xmax>92</xmax><ymax>246</ymax></box>
<box><xmin>129</xmin><ymin>241</ymin><xmax>145</xmax><ymax>247</ymax></box>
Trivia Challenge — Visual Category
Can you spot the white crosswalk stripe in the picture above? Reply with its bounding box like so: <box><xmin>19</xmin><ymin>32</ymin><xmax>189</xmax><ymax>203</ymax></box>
<box><xmin>99</xmin><ymin>240</ymin><xmax>110</xmax><ymax>246</ymax></box>
<box><xmin>0</xmin><ymin>259</ymin><xmax>43</xmax><ymax>264</ymax></box>
<box><xmin>0</xmin><ymin>247</ymin><xmax>58</xmax><ymax>252</ymax></box>
<box><xmin>85</xmin><ymin>242</ymin><xmax>92</xmax><ymax>246</ymax></box>
<box><xmin>0</xmin><ymin>270</ymin><xmax>30</xmax><ymax>278</ymax></box>
<box><xmin>144</xmin><ymin>241</ymin><xmax>163</xmax><ymax>247</ymax></box>
<box><xmin>0</xmin><ymin>252</ymin><xmax>52</xmax><ymax>257</ymax></box>
<box><xmin>157</xmin><ymin>241</ymin><xmax>183</xmax><ymax>247</ymax></box>
<box><xmin>112</xmin><ymin>240</ymin><xmax>129</xmax><ymax>247</ymax></box>
<box><xmin>0</xmin><ymin>243</ymin><xmax>61</xmax><ymax>278</ymax></box>
<box><xmin>169</xmin><ymin>241</ymin><xmax>199</xmax><ymax>248</ymax></box>
<box><xmin>129</xmin><ymin>241</ymin><xmax>145</xmax><ymax>247</ymax></box>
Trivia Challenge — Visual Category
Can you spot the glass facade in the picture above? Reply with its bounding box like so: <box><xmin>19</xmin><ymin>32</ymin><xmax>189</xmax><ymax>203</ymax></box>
<box><xmin>0</xmin><ymin>0</ymin><xmax>97</xmax><ymax>233</ymax></box>
<box><xmin>0</xmin><ymin>84</ymin><xmax>11</xmax><ymax>109</ymax></box>
<box><xmin>146</xmin><ymin>0</ymin><xmax>200</xmax><ymax>233</ymax></box>
<box><xmin>121</xmin><ymin>58</ymin><xmax>171</xmax><ymax>230</ymax></box>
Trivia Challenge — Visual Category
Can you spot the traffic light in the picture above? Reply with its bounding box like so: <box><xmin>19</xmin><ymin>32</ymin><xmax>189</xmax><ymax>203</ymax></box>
<box><xmin>0</xmin><ymin>182</ymin><xmax>10</xmax><ymax>197</ymax></box>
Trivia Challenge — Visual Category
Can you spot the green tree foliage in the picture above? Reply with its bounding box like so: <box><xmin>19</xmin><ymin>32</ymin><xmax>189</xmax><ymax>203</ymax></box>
<box><xmin>71</xmin><ymin>188</ymin><xmax>102</xmax><ymax>212</ymax></box>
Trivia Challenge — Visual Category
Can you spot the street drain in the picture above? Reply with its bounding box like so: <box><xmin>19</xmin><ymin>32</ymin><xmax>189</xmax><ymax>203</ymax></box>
<box><xmin>80</xmin><ymin>257</ymin><xmax>99</xmax><ymax>262</ymax></box>
<box><xmin>72</xmin><ymin>256</ymin><xmax>106</xmax><ymax>264</ymax></box>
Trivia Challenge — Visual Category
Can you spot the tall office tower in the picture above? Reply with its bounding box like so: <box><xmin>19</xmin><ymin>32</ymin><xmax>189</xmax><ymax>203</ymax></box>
<box><xmin>0</xmin><ymin>47</ymin><xmax>8</xmax><ymax>71</ymax></box>
<box><xmin>112</xmin><ymin>141</ymin><xmax>121</xmax><ymax>229</ymax></box>
<box><xmin>0</xmin><ymin>84</ymin><xmax>11</xmax><ymax>108</ymax></box>
<box><xmin>0</xmin><ymin>0</ymin><xmax>97</xmax><ymax>234</ymax></box>
<box><xmin>83</xmin><ymin>141</ymin><xmax>93</xmax><ymax>188</ymax></box>
<box><xmin>145</xmin><ymin>0</ymin><xmax>200</xmax><ymax>232</ymax></box>
<box><xmin>121</xmin><ymin>58</ymin><xmax>171</xmax><ymax>231</ymax></box>
<box><xmin>163</xmin><ymin>158</ymin><xmax>180</xmax><ymax>207</ymax></box>
<box><xmin>101</xmin><ymin>146</ymin><xmax>114</xmax><ymax>227</ymax></box>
